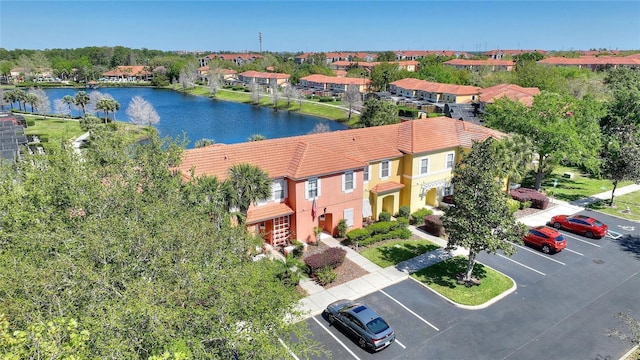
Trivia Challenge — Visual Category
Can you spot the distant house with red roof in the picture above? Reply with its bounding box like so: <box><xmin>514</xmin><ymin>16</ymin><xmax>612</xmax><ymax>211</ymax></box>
<box><xmin>295</xmin><ymin>52</ymin><xmax>377</xmax><ymax>65</ymax></box>
<box><xmin>102</xmin><ymin>66</ymin><xmax>152</xmax><ymax>82</ymax></box>
<box><xmin>237</xmin><ymin>71</ymin><xmax>290</xmax><ymax>87</ymax></box>
<box><xmin>537</xmin><ymin>55</ymin><xmax>640</xmax><ymax>71</ymax></box>
<box><xmin>443</xmin><ymin>59</ymin><xmax>515</xmax><ymax>72</ymax></box>
<box><xmin>394</xmin><ymin>50</ymin><xmax>472</xmax><ymax>60</ymax></box>
<box><xmin>478</xmin><ymin>84</ymin><xmax>540</xmax><ymax>111</ymax></box>
<box><xmin>299</xmin><ymin>74</ymin><xmax>371</xmax><ymax>95</ymax></box>
<box><xmin>198</xmin><ymin>53</ymin><xmax>263</xmax><ymax>67</ymax></box>
<box><xmin>330</xmin><ymin>60</ymin><xmax>419</xmax><ymax>72</ymax></box>
<box><xmin>389</xmin><ymin>78</ymin><xmax>481</xmax><ymax>104</ymax></box>
<box><xmin>175</xmin><ymin>117</ymin><xmax>505</xmax><ymax>245</ymax></box>
<box><xmin>483</xmin><ymin>49</ymin><xmax>547</xmax><ymax>60</ymax></box>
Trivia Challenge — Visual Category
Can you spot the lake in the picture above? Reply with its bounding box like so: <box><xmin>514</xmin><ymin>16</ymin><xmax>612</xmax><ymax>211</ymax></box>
<box><xmin>42</xmin><ymin>87</ymin><xmax>348</xmax><ymax>148</ymax></box>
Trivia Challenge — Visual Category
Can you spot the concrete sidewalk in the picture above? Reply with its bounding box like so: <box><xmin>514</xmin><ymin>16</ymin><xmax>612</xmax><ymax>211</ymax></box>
<box><xmin>297</xmin><ymin>183</ymin><xmax>640</xmax><ymax>318</ymax></box>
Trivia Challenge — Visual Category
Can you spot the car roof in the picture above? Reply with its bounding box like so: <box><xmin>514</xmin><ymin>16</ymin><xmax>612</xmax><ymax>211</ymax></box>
<box><xmin>532</xmin><ymin>226</ymin><xmax>560</xmax><ymax>236</ymax></box>
<box><xmin>347</xmin><ymin>303</ymin><xmax>381</xmax><ymax>323</ymax></box>
<box><xmin>571</xmin><ymin>214</ymin><xmax>597</xmax><ymax>223</ymax></box>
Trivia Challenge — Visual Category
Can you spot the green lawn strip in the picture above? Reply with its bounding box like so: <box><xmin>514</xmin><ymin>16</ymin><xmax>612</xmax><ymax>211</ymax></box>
<box><xmin>411</xmin><ymin>256</ymin><xmax>513</xmax><ymax>306</ymax></box>
<box><xmin>23</xmin><ymin>115</ymin><xmax>85</xmax><ymax>141</ymax></box>
<box><xmin>587</xmin><ymin>190</ymin><xmax>640</xmax><ymax>222</ymax></box>
<box><xmin>523</xmin><ymin>165</ymin><xmax>633</xmax><ymax>202</ymax></box>
<box><xmin>359</xmin><ymin>239</ymin><xmax>440</xmax><ymax>268</ymax></box>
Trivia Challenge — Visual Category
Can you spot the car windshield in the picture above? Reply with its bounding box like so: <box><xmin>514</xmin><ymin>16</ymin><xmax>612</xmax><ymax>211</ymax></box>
<box><xmin>366</xmin><ymin>317</ymin><xmax>390</xmax><ymax>334</ymax></box>
<box><xmin>554</xmin><ymin>234</ymin><xmax>565</xmax><ymax>242</ymax></box>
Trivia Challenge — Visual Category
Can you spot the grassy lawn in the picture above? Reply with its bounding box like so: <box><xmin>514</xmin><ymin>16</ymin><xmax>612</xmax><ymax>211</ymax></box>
<box><xmin>359</xmin><ymin>239</ymin><xmax>440</xmax><ymax>268</ymax></box>
<box><xmin>522</xmin><ymin>165</ymin><xmax>633</xmax><ymax>202</ymax></box>
<box><xmin>412</xmin><ymin>257</ymin><xmax>514</xmax><ymax>306</ymax></box>
<box><xmin>23</xmin><ymin>115</ymin><xmax>85</xmax><ymax>141</ymax></box>
<box><xmin>588</xmin><ymin>190</ymin><xmax>640</xmax><ymax>222</ymax></box>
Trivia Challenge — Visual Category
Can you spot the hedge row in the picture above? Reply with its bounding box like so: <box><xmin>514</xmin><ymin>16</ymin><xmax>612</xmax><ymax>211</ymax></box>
<box><xmin>345</xmin><ymin>218</ymin><xmax>409</xmax><ymax>246</ymax></box>
<box><xmin>410</xmin><ymin>208</ymin><xmax>433</xmax><ymax>225</ymax></box>
<box><xmin>304</xmin><ymin>247</ymin><xmax>347</xmax><ymax>275</ymax></box>
<box><xmin>510</xmin><ymin>188</ymin><xmax>549</xmax><ymax>210</ymax></box>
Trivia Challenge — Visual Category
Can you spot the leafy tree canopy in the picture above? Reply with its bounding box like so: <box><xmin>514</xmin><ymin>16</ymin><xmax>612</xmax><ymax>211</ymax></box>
<box><xmin>358</xmin><ymin>98</ymin><xmax>400</xmax><ymax>127</ymax></box>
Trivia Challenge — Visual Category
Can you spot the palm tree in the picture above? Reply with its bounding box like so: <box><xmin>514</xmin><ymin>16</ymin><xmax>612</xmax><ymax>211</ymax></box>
<box><xmin>96</xmin><ymin>98</ymin><xmax>119</xmax><ymax>123</ymax></box>
<box><xmin>62</xmin><ymin>95</ymin><xmax>75</xmax><ymax>114</ymax></box>
<box><xmin>493</xmin><ymin>134</ymin><xmax>535</xmax><ymax>193</ymax></box>
<box><xmin>225</xmin><ymin>163</ymin><xmax>272</xmax><ymax>225</ymax></box>
<box><xmin>3</xmin><ymin>89</ymin><xmax>17</xmax><ymax>110</ymax></box>
<box><xmin>15</xmin><ymin>90</ymin><xmax>27</xmax><ymax>111</ymax></box>
<box><xmin>74</xmin><ymin>91</ymin><xmax>90</xmax><ymax>116</ymax></box>
<box><xmin>25</xmin><ymin>93</ymin><xmax>38</xmax><ymax>113</ymax></box>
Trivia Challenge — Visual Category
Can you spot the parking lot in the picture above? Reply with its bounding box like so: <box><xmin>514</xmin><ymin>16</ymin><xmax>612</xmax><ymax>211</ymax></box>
<box><xmin>293</xmin><ymin>210</ymin><xmax>640</xmax><ymax>360</ymax></box>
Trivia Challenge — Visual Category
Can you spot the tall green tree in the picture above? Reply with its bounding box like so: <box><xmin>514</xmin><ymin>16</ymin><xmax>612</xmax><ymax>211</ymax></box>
<box><xmin>0</xmin><ymin>130</ymin><xmax>321</xmax><ymax>359</ymax></box>
<box><xmin>358</xmin><ymin>98</ymin><xmax>400</xmax><ymax>127</ymax></box>
<box><xmin>442</xmin><ymin>139</ymin><xmax>526</xmax><ymax>283</ymax></box>
<box><xmin>484</xmin><ymin>91</ymin><xmax>605</xmax><ymax>190</ymax></box>
<box><xmin>600</xmin><ymin>124</ymin><xmax>640</xmax><ymax>206</ymax></box>
<box><xmin>225</xmin><ymin>163</ymin><xmax>272</xmax><ymax>225</ymax></box>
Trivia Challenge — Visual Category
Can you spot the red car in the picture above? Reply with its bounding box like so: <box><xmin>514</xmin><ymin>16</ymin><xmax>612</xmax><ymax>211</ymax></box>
<box><xmin>523</xmin><ymin>226</ymin><xmax>567</xmax><ymax>254</ymax></box>
<box><xmin>550</xmin><ymin>214</ymin><xmax>608</xmax><ymax>239</ymax></box>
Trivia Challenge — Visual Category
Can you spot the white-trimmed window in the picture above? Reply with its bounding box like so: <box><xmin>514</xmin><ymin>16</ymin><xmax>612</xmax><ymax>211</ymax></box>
<box><xmin>342</xmin><ymin>171</ymin><xmax>356</xmax><ymax>193</ymax></box>
<box><xmin>446</xmin><ymin>153</ymin><xmax>455</xmax><ymax>169</ymax></box>
<box><xmin>272</xmin><ymin>179</ymin><xmax>287</xmax><ymax>201</ymax></box>
<box><xmin>380</xmin><ymin>160</ymin><xmax>390</xmax><ymax>179</ymax></box>
<box><xmin>305</xmin><ymin>177</ymin><xmax>321</xmax><ymax>199</ymax></box>
<box><xmin>343</xmin><ymin>208</ymin><xmax>354</xmax><ymax>227</ymax></box>
<box><xmin>363</xmin><ymin>165</ymin><xmax>371</xmax><ymax>183</ymax></box>
<box><xmin>444</xmin><ymin>183</ymin><xmax>454</xmax><ymax>196</ymax></box>
<box><xmin>420</xmin><ymin>158</ymin><xmax>429</xmax><ymax>175</ymax></box>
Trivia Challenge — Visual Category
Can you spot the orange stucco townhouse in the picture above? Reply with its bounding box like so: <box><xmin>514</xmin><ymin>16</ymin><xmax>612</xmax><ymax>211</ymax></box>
<box><xmin>176</xmin><ymin>117</ymin><xmax>504</xmax><ymax>247</ymax></box>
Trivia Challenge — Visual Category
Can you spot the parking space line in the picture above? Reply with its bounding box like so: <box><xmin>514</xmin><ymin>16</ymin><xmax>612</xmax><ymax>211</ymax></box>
<box><xmin>380</xmin><ymin>290</ymin><xmax>439</xmax><ymax>331</ymax></box>
<box><xmin>498</xmin><ymin>254</ymin><xmax>546</xmax><ymax>276</ymax></box>
<box><xmin>278</xmin><ymin>338</ymin><xmax>299</xmax><ymax>360</ymax></box>
<box><xmin>606</xmin><ymin>230</ymin><xmax>623</xmax><ymax>239</ymax></box>
<box><xmin>395</xmin><ymin>339</ymin><xmax>406</xmax><ymax>349</ymax></box>
<box><xmin>564</xmin><ymin>248</ymin><xmax>584</xmax><ymax>256</ymax></box>
<box><xmin>312</xmin><ymin>317</ymin><xmax>362</xmax><ymax>360</ymax></box>
<box><xmin>514</xmin><ymin>244</ymin><xmax>566</xmax><ymax>265</ymax></box>
<box><xmin>561</xmin><ymin>233</ymin><xmax>601</xmax><ymax>247</ymax></box>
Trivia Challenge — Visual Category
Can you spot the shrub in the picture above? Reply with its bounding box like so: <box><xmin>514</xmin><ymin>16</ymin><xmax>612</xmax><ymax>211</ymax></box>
<box><xmin>510</xmin><ymin>188</ymin><xmax>549</xmax><ymax>210</ymax></box>
<box><xmin>423</xmin><ymin>215</ymin><xmax>445</xmax><ymax>237</ymax></box>
<box><xmin>520</xmin><ymin>200</ymin><xmax>532</xmax><ymax>210</ymax></box>
<box><xmin>304</xmin><ymin>247</ymin><xmax>346</xmax><ymax>274</ymax></box>
<box><xmin>396</xmin><ymin>217</ymin><xmax>409</xmax><ymax>228</ymax></box>
<box><xmin>318</xmin><ymin>96</ymin><xmax>335</xmax><ymax>102</ymax></box>
<box><xmin>26</xmin><ymin>118</ymin><xmax>35</xmax><ymax>126</ymax></box>
<box><xmin>442</xmin><ymin>195</ymin><xmax>455</xmax><ymax>204</ymax></box>
<box><xmin>315</xmin><ymin>266</ymin><xmax>337</xmax><ymax>285</ymax></box>
<box><xmin>366</xmin><ymin>221</ymin><xmax>398</xmax><ymax>235</ymax></box>
<box><xmin>411</xmin><ymin>208</ymin><xmax>433</xmax><ymax>225</ymax></box>
<box><xmin>346</xmin><ymin>228</ymin><xmax>369</xmax><ymax>243</ymax></box>
<box><xmin>507</xmin><ymin>198</ymin><xmax>520</xmax><ymax>213</ymax></box>
<box><xmin>378</xmin><ymin>211</ymin><xmax>391</xmax><ymax>222</ymax></box>
<box><xmin>397</xmin><ymin>206</ymin><xmax>411</xmax><ymax>219</ymax></box>
<box><xmin>291</xmin><ymin>240</ymin><xmax>305</xmax><ymax>258</ymax></box>
<box><xmin>336</xmin><ymin>219</ymin><xmax>348</xmax><ymax>238</ymax></box>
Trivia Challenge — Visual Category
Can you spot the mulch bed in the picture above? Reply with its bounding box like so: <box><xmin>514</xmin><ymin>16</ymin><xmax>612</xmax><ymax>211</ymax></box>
<box><xmin>514</xmin><ymin>202</ymin><xmax>558</xmax><ymax>219</ymax></box>
<box><xmin>300</xmin><ymin>241</ymin><xmax>369</xmax><ymax>290</ymax></box>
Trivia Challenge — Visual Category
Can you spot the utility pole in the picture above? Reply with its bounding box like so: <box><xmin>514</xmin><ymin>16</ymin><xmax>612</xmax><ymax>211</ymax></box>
<box><xmin>259</xmin><ymin>32</ymin><xmax>263</xmax><ymax>54</ymax></box>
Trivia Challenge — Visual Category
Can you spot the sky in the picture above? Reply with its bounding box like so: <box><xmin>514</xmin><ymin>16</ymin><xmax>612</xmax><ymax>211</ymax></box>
<box><xmin>1</xmin><ymin>1</ymin><xmax>639</xmax><ymax>53</ymax></box>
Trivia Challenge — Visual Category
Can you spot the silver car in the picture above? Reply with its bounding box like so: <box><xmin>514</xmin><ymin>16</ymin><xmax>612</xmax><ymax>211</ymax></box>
<box><xmin>325</xmin><ymin>299</ymin><xmax>396</xmax><ymax>351</ymax></box>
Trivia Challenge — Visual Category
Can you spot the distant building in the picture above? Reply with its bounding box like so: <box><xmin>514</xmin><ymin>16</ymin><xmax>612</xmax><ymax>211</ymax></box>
<box><xmin>443</xmin><ymin>59</ymin><xmax>515</xmax><ymax>72</ymax></box>
<box><xmin>537</xmin><ymin>55</ymin><xmax>640</xmax><ymax>71</ymax></box>
<box><xmin>198</xmin><ymin>53</ymin><xmax>263</xmax><ymax>67</ymax></box>
<box><xmin>483</xmin><ymin>49</ymin><xmax>547</xmax><ymax>60</ymax></box>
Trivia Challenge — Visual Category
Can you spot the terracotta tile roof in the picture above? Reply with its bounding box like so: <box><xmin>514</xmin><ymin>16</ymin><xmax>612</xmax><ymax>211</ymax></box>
<box><xmin>483</xmin><ymin>49</ymin><xmax>547</xmax><ymax>55</ymax></box>
<box><xmin>332</xmin><ymin>60</ymin><xmax>419</xmax><ymax>68</ymax></box>
<box><xmin>176</xmin><ymin>117</ymin><xmax>505</xmax><ymax>181</ymax></box>
<box><xmin>479</xmin><ymin>84</ymin><xmax>540</xmax><ymax>106</ymax></box>
<box><xmin>443</xmin><ymin>59</ymin><xmax>515</xmax><ymax>67</ymax></box>
<box><xmin>300</xmin><ymin>74</ymin><xmax>371</xmax><ymax>86</ymax></box>
<box><xmin>370</xmin><ymin>181</ymin><xmax>405</xmax><ymax>194</ymax></box>
<box><xmin>247</xmin><ymin>202</ymin><xmax>294</xmax><ymax>224</ymax></box>
<box><xmin>238</xmin><ymin>70</ymin><xmax>290</xmax><ymax>80</ymax></box>
<box><xmin>102</xmin><ymin>66</ymin><xmax>151</xmax><ymax>77</ymax></box>
<box><xmin>390</xmin><ymin>78</ymin><xmax>481</xmax><ymax>95</ymax></box>
<box><xmin>395</xmin><ymin>50</ymin><xmax>471</xmax><ymax>58</ymax></box>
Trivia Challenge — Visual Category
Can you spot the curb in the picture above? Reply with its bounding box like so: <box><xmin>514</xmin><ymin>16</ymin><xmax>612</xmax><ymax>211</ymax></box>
<box><xmin>407</xmin><ymin>261</ymin><xmax>518</xmax><ymax>311</ymax></box>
